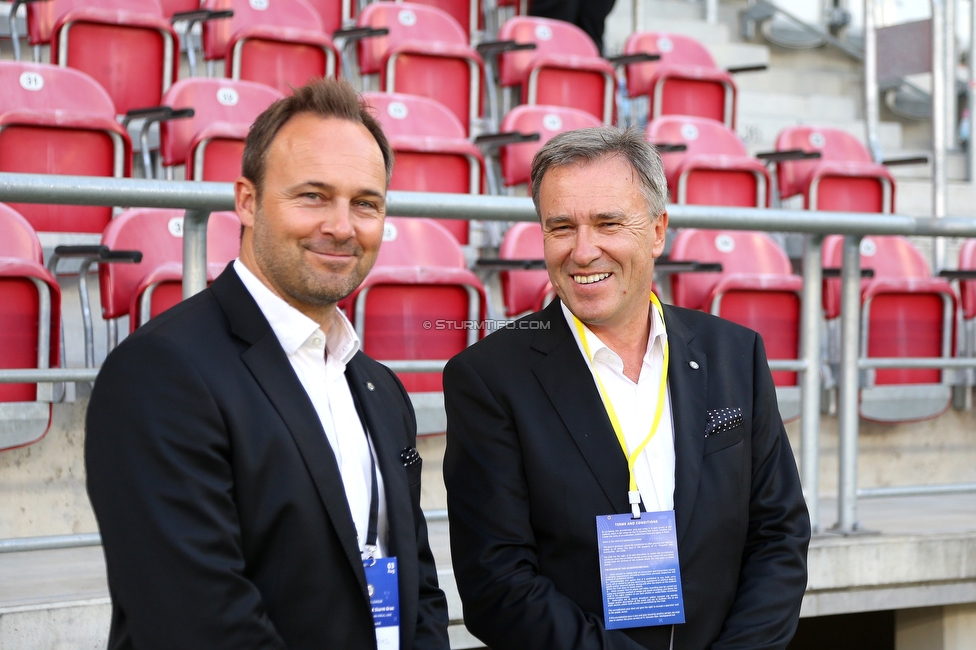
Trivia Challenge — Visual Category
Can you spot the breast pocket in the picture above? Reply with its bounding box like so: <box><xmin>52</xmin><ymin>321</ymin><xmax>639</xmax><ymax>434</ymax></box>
<box><xmin>703</xmin><ymin>425</ymin><xmax>744</xmax><ymax>455</ymax></box>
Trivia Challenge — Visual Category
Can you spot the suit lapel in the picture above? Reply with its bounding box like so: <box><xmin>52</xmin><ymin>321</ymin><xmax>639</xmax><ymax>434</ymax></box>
<box><xmin>531</xmin><ymin>301</ymin><xmax>630</xmax><ymax>513</ymax></box>
<box><xmin>210</xmin><ymin>267</ymin><xmax>367</xmax><ymax>588</ymax></box>
<box><xmin>663</xmin><ymin>306</ymin><xmax>707</xmax><ymax>546</ymax></box>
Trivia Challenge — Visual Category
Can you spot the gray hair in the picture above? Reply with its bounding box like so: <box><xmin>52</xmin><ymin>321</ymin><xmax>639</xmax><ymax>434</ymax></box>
<box><xmin>529</xmin><ymin>126</ymin><xmax>668</xmax><ymax>219</ymax></box>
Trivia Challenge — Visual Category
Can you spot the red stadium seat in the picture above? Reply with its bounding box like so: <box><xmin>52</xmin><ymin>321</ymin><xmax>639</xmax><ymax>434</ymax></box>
<box><xmin>202</xmin><ymin>0</ymin><xmax>339</xmax><ymax>95</ymax></box>
<box><xmin>624</xmin><ymin>31</ymin><xmax>737</xmax><ymax>128</ymax></box>
<box><xmin>44</xmin><ymin>0</ymin><xmax>179</xmax><ymax>115</ymax></box>
<box><xmin>160</xmin><ymin>78</ymin><xmax>284</xmax><ymax>182</ymax></box>
<box><xmin>669</xmin><ymin>229</ymin><xmax>803</xmax><ymax>420</ymax></box>
<box><xmin>0</xmin><ymin>61</ymin><xmax>132</xmax><ymax>234</ymax></box>
<box><xmin>776</xmin><ymin>126</ymin><xmax>895</xmax><ymax>212</ymax></box>
<box><xmin>363</xmin><ymin>92</ymin><xmax>483</xmax><ymax>244</ymax></box>
<box><xmin>342</xmin><ymin>217</ymin><xmax>487</xmax><ymax>393</ymax></box>
<box><xmin>397</xmin><ymin>0</ymin><xmax>482</xmax><ymax>42</ymax></box>
<box><xmin>304</xmin><ymin>0</ymin><xmax>356</xmax><ymax>34</ymax></box>
<box><xmin>99</xmin><ymin>209</ymin><xmax>241</xmax><ymax>334</ymax></box>
<box><xmin>0</xmin><ymin>203</ymin><xmax>61</xmax><ymax>451</ymax></box>
<box><xmin>497</xmin><ymin>16</ymin><xmax>616</xmax><ymax>124</ymax></box>
<box><xmin>822</xmin><ymin>235</ymin><xmax>956</xmax><ymax>423</ymax></box>
<box><xmin>498</xmin><ymin>222</ymin><xmax>550</xmax><ymax>318</ymax></box>
<box><xmin>646</xmin><ymin>115</ymin><xmax>768</xmax><ymax>207</ymax></box>
<box><xmin>357</xmin><ymin>2</ymin><xmax>484</xmax><ymax>135</ymax></box>
<box><xmin>160</xmin><ymin>0</ymin><xmax>202</xmax><ymax>18</ymax></box>
<box><xmin>960</xmin><ymin>240</ymin><xmax>976</xmax><ymax>377</ymax></box>
<box><xmin>497</xmin><ymin>104</ymin><xmax>602</xmax><ymax>189</ymax></box>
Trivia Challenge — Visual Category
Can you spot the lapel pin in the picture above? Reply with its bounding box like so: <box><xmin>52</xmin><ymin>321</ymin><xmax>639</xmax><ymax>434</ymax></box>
<box><xmin>366</xmin><ymin>381</ymin><xmax>375</xmax><ymax>391</ymax></box>
<box><xmin>689</xmin><ymin>361</ymin><xmax>699</xmax><ymax>370</ymax></box>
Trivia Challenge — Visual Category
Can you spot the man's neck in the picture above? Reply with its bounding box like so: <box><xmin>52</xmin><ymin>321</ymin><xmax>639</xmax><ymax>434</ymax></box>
<box><xmin>587</xmin><ymin>311</ymin><xmax>652</xmax><ymax>383</ymax></box>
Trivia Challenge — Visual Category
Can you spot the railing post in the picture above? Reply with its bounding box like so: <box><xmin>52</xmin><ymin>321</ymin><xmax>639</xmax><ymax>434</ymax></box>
<box><xmin>182</xmin><ymin>209</ymin><xmax>211</xmax><ymax>300</ymax></box>
<box><xmin>863</xmin><ymin>0</ymin><xmax>883</xmax><ymax>163</ymax></box>
<box><xmin>633</xmin><ymin>0</ymin><xmax>644</xmax><ymax>32</ymax></box>
<box><xmin>705</xmin><ymin>0</ymin><xmax>718</xmax><ymax>25</ymax></box>
<box><xmin>944</xmin><ymin>0</ymin><xmax>957</xmax><ymax>152</ymax></box>
<box><xmin>836</xmin><ymin>234</ymin><xmax>862</xmax><ymax>533</ymax></box>
<box><xmin>932</xmin><ymin>0</ymin><xmax>948</xmax><ymax>271</ymax></box>
<box><xmin>800</xmin><ymin>234</ymin><xmax>824</xmax><ymax>532</ymax></box>
<box><xmin>969</xmin><ymin>0</ymin><xmax>976</xmax><ymax>183</ymax></box>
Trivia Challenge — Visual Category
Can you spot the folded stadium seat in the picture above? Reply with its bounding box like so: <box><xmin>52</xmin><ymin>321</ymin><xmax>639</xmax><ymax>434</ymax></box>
<box><xmin>670</xmin><ymin>229</ymin><xmax>804</xmax><ymax>421</ymax></box>
<box><xmin>357</xmin><ymin>2</ymin><xmax>484</xmax><ymax>136</ymax></box>
<box><xmin>822</xmin><ymin>235</ymin><xmax>957</xmax><ymax>423</ymax></box>
<box><xmin>623</xmin><ymin>31</ymin><xmax>737</xmax><ymax>128</ymax></box>
<box><xmin>646</xmin><ymin>115</ymin><xmax>769</xmax><ymax>207</ymax></box>
<box><xmin>395</xmin><ymin>0</ymin><xmax>482</xmax><ymax>43</ymax></box>
<box><xmin>496</xmin><ymin>16</ymin><xmax>616</xmax><ymax>124</ymax></box>
<box><xmin>341</xmin><ymin>217</ymin><xmax>487</xmax><ymax>394</ymax></box>
<box><xmin>0</xmin><ymin>61</ymin><xmax>132</xmax><ymax>235</ymax></box>
<box><xmin>776</xmin><ymin>126</ymin><xmax>895</xmax><ymax>212</ymax></box>
<box><xmin>44</xmin><ymin>0</ymin><xmax>180</xmax><ymax>115</ymax></box>
<box><xmin>202</xmin><ymin>0</ymin><xmax>340</xmax><ymax>95</ymax></box>
<box><xmin>496</xmin><ymin>104</ymin><xmax>602</xmax><ymax>191</ymax></box>
<box><xmin>98</xmin><ymin>209</ymin><xmax>241</xmax><ymax>337</ymax></box>
<box><xmin>159</xmin><ymin>78</ymin><xmax>284</xmax><ymax>182</ymax></box>
<box><xmin>363</xmin><ymin>92</ymin><xmax>484</xmax><ymax>244</ymax></box>
<box><xmin>0</xmin><ymin>203</ymin><xmax>61</xmax><ymax>451</ymax></box>
<box><xmin>497</xmin><ymin>222</ymin><xmax>550</xmax><ymax>318</ymax></box>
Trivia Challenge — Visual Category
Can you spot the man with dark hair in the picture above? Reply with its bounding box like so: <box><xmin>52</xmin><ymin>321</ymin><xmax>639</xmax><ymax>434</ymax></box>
<box><xmin>86</xmin><ymin>78</ymin><xmax>449</xmax><ymax>650</ymax></box>
<box><xmin>444</xmin><ymin>126</ymin><xmax>810</xmax><ymax>649</ymax></box>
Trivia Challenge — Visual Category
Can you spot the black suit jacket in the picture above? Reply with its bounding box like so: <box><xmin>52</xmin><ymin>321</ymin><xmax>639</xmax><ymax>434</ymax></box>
<box><xmin>86</xmin><ymin>266</ymin><xmax>449</xmax><ymax>650</ymax></box>
<box><xmin>443</xmin><ymin>300</ymin><xmax>810</xmax><ymax>650</ymax></box>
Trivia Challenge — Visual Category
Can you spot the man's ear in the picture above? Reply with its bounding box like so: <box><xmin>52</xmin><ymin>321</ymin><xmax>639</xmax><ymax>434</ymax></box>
<box><xmin>236</xmin><ymin>177</ymin><xmax>257</xmax><ymax>228</ymax></box>
<box><xmin>652</xmin><ymin>210</ymin><xmax>669</xmax><ymax>258</ymax></box>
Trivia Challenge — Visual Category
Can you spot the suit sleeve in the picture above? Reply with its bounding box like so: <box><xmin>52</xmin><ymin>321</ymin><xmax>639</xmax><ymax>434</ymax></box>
<box><xmin>86</xmin><ymin>336</ymin><xmax>286</xmax><ymax>650</ymax></box>
<box><xmin>712</xmin><ymin>334</ymin><xmax>811</xmax><ymax>649</ymax></box>
<box><xmin>384</xmin><ymin>364</ymin><xmax>451</xmax><ymax>650</ymax></box>
<box><xmin>443</xmin><ymin>355</ymin><xmax>647</xmax><ymax>650</ymax></box>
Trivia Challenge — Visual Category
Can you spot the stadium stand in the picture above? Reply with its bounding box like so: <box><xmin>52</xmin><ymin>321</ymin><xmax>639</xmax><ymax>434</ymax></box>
<box><xmin>398</xmin><ymin>0</ymin><xmax>482</xmax><ymax>44</ymax></box>
<box><xmin>157</xmin><ymin>78</ymin><xmax>284</xmax><ymax>181</ymax></box>
<box><xmin>363</xmin><ymin>91</ymin><xmax>483</xmax><ymax>244</ymax></box>
<box><xmin>497</xmin><ymin>221</ymin><xmax>550</xmax><ymax>318</ymax></box>
<box><xmin>669</xmin><ymin>228</ymin><xmax>803</xmax><ymax>420</ymax></box>
<box><xmin>646</xmin><ymin>114</ymin><xmax>768</xmax><ymax>207</ymax></box>
<box><xmin>496</xmin><ymin>16</ymin><xmax>616</xmax><ymax>124</ymax></box>
<box><xmin>340</xmin><ymin>217</ymin><xmax>487</xmax><ymax>393</ymax></box>
<box><xmin>356</xmin><ymin>2</ymin><xmax>484</xmax><ymax>136</ymax></box>
<box><xmin>624</xmin><ymin>31</ymin><xmax>737</xmax><ymax>128</ymax></box>
<box><xmin>0</xmin><ymin>61</ymin><xmax>132</xmax><ymax>234</ymax></box>
<box><xmin>822</xmin><ymin>235</ymin><xmax>957</xmax><ymax>423</ymax></box>
<box><xmin>0</xmin><ymin>203</ymin><xmax>61</xmax><ymax>451</ymax></box>
<box><xmin>201</xmin><ymin>0</ymin><xmax>339</xmax><ymax>94</ymax></box>
<box><xmin>97</xmin><ymin>209</ymin><xmax>241</xmax><ymax>336</ymax></box>
<box><xmin>775</xmin><ymin>125</ymin><xmax>895</xmax><ymax>212</ymax></box>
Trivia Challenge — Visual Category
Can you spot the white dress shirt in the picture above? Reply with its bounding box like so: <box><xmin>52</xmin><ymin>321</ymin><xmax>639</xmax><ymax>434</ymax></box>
<box><xmin>562</xmin><ymin>301</ymin><xmax>676</xmax><ymax>513</ymax></box>
<box><xmin>235</xmin><ymin>260</ymin><xmax>389</xmax><ymax>558</ymax></box>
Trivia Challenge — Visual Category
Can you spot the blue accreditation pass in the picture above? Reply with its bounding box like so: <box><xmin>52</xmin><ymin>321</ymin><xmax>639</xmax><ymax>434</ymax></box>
<box><xmin>364</xmin><ymin>556</ymin><xmax>400</xmax><ymax>649</ymax></box>
<box><xmin>596</xmin><ymin>511</ymin><xmax>686</xmax><ymax>630</ymax></box>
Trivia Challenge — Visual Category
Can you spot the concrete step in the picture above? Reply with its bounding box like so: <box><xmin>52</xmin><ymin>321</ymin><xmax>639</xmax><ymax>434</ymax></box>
<box><xmin>709</xmin><ymin>41</ymin><xmax>771</xmax><ymax>70</ymax></box>
<box><xmin>890</xmin><ymin>178</ymin><xmax>976</xmax><ymax>218</ymax></box>
<box><xmin>734</xmin><ymin>66</ymin><xmax>863</xmax><ymax>97</ymax></box>
<box><xmin>738</xmin><ymin>90</ymin><xmax>858</xmax><ymax>122</ymax></box>
<box><xmin>887</xmin><ymin>151</ymin><xmax>968</xmax><ymax>183</ymax></box>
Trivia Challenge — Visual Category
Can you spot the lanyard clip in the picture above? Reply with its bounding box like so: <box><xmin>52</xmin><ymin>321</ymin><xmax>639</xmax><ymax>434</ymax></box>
<box><xmin>629</xmin><ymin>490</ymin><xmax>642</xmax><ymax>520</ymax></box>
<box><xmin>362</xmin><ymin>544</ymin><xmax>378</xmax><ymax>566</ymax></box>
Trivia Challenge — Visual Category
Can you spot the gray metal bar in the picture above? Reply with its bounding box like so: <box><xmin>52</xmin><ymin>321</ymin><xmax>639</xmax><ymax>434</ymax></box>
<box><xmin>970</xmin><ymin>0</ymin><xmax>976</xmax><ymax>182</ymax></box>
<box><xmin>766</xmin><ymin>360</ymin><xmax>808</xmax><ymax>371</ymax></box>
<box><xmin>945</xmin><ymin>0</ymin><xmax>957</xmax><ymax>152</ymax></box>
<box><xmin>77</xmin><ymin>259</ymin><xmax>96</xmax><ymax>368</ymax></box>
<box><xmin>863</xmin><ymin>0</ymin><xmax>883</xmax><ymax>163</ymax></box>
<box><xmin>633</xmin><ymin>0</ymin><xmax>644</xmax><ymax>32</ymax></box>
<box><xmin>932</xmin><ymin>0</ymin><xmax>948</xmax><ymax>271</ymax></box>
<box><xmin>800</xmin><ymin>234</ymin><xmax>823</xmax><ymax>532</ymax></box>
<box><xmin>858</xmin><ymin>483</ymin><xmax>976</xmax><ymax>498</ymax></box>
<box><xmin>858</xmin><ymin>357</ymin><xmax>976</xmax><ymax>369</ymax></box>
<box><xmin>424</xmin><ymin>509</ymin><xmax>449</xmax><ymax>522</ymax></box>
<box><xmin>182</xmin><ymin>210</ymin><xmax>211</xmax><ymax>299</ymax></box>
<box><xmin>836</xmin><ymin>235</ymin><xmax>862</xmax><ymax>533</ymax></box>
<box><xmin>0</xmin><ymin>533</ymin><xmax>101</xmax><ymax>554</ymax></box>
<box><xmin>0</xmin><ymin>368</ymin><xmax>101</xmax><ymax>383</ymax></box>
<box><xmin>382</xmin><ymin>360</ymin><xmax>448</xmax><ymax>372</ymax></box>
<box><xmin>705</xmin><ymin>0</ymin><xmax>718</xmax><ymax>24</ymax></box>
<box><xmin>9</xmin><ymin>0</ymin><xmax>23</xmax><ymax>61</ymax></box>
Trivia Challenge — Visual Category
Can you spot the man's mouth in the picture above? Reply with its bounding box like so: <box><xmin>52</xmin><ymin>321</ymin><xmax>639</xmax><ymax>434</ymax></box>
<box><xmin>572</xmin><ymin>272</ymin><xmax>611</xmax><ymax>285</ymax></box>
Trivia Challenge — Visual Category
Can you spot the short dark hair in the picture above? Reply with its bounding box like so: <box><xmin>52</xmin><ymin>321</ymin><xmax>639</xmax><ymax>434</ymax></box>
<box><xmin>241</xmin><ymin>78</ymin><xmax>394</xmax><ymax>195</ymax></box>
<box><xmin>529</xmin><ymin>126</ymin><xmax>668</xmax><ymax>219</ymax></box>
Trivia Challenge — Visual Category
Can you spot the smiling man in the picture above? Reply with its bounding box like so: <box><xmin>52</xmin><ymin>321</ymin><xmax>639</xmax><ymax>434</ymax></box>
<box><xmin>86</xmin><ymin>79</ymin><xmax>449</xmax><ymax>650</ymax></box>
<box><xmin>443</xmin><ymin>127</ymin><xmax>810</xmax><ymax>650</ymax></box>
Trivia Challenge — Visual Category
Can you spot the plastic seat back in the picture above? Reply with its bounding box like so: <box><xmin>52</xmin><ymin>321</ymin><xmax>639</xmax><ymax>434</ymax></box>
<box><xmin>0</xmin><ymin>61</ymin><xmax>131</xmax><ymax>233</ymax></box>
<box><xmin>624</xmin><ymin>31</ymin><xmax>734</xmax><ymax>127</ymax></box>
<box><xmin>358</xmin><ymin>3</ymin><xmax>480</xmax><ymax>134</ymax></box>
<box><xmin>160</xmin><ymin>78</ymin><xmax>283</xmax><ymax>180</ymax></box>
<box><xmin>304</xmin><ymin>0</ymin><xmax>355</xmax><ymax>34</ymax></box>
<box><xmin>48</xmin><ymin>0</ymin><xmax>179</xmax><ymax>114</ymax></box>
<box><xmin>400</xmin><ymin>0</ymin><xmax>481</xmax><ymax>42</ymax></box>
<box><xmin>498</xmin><ymin>104</ymin><xmax>602</xmax><ymax>188</ymax></box>
<box><xmin>776</xmin><ymin>126</ymin><xmax>893</xmax><ymax>212</ymax></box>
<box><xmin>99</xmin><ymin>209</ymin><xmax>241</xmax><ymax>327</ymax></box>
<box><xmin>160</xmin><ymin>0</ymin><xmax>202</xmax><ymax>18</ymax></box>
<box><xmin>646</xmin><ymin>115</ymin><xmax>766</xmax><ymax>207</ymax></box>
<box><xmin>347</xmin><ymin>217</ymin><xmax>485</xmax><ymax>392</ymax></box>
<box><xmin>497</xmin><ymin>16</ymin><xmax>598</xmax><ymax>86</ymax></box>
<box><xmin>961</xmin><ymin>239</ymin><xmax>976</xmax><ymax>321</ymax></box>
<box><xmin>499</xmin><ymin>222</ymin><xmax>549</xmax><ymax>317</ymax></box>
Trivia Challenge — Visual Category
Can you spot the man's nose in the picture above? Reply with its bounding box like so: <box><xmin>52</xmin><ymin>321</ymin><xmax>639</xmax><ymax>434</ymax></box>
<box><xmin>570</xmin><ymin>226</ymin><xmax>601</xmax><ymax>266</ymax></box>
<box><xmin>322</xmin><ymin>201</ymin><xmax>355</xmax><ymax>240</ymax></box>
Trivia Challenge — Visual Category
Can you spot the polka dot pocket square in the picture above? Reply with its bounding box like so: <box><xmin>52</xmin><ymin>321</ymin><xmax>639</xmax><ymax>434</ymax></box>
<box><xmin>704</xmin><ymin>407</ymin><xmax>743</xmax><ymax>438</ymax></box>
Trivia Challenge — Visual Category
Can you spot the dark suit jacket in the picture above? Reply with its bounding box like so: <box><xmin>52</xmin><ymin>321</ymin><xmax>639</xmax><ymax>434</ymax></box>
<box><xmin>86</xmin><ymin>266</ymin><xmax>449</xmax><ymax>650</ymax></box>
<box><xmin>443</xmin><ymin>300</ymin><xmax>810</xmax><ymax>650</ymax></box>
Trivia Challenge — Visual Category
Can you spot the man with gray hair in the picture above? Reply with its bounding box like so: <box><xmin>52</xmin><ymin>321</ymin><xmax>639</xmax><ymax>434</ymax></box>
<box><xmin>443</xmin><ymin>127</ymin><xmax>810</xmax><ymax>649</ymax></box>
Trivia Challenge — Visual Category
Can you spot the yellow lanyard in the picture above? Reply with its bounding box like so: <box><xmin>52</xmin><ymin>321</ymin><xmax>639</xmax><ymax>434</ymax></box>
<box><xmin>572</xmin><ymin>293</ymin><xmax>669</xmax><ymax>518</ymax></box>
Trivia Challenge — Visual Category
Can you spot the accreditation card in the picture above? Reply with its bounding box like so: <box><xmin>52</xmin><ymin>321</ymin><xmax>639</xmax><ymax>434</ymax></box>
<box><xmin>596</xmin><ymin>511</ymin><xmax>686</xmax><ymax>630</ymax></box>
<box><xmin>365</xmin><ymin>556</ymin><xmax>400</xmax><ymax>649</ymax></box>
